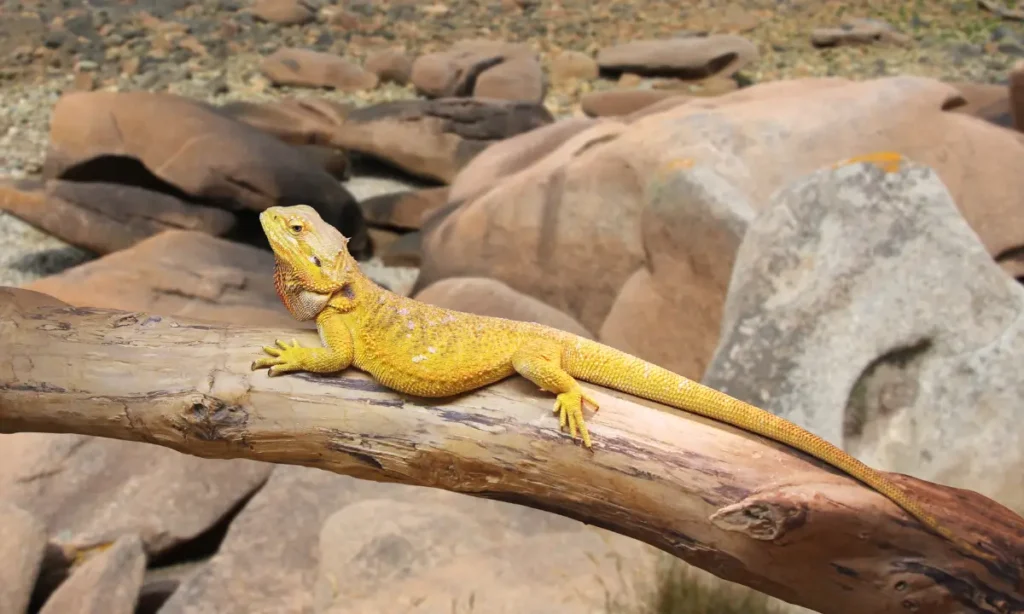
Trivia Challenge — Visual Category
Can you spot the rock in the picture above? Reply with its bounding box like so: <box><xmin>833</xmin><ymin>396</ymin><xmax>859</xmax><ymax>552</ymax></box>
<box><xmin>548</xmin><ymin>50</ymin><xmax>599</xmax><ymax>85</ymax></box>
<box><xmin>295</xmin><ymin>144</ymin><xmax>351</xmax><ymax>180</ymax></box>
<box><xmin>0</xmin><ymin>428</ymin><xmax>271</xmax><ymax>560</ymax></box>
<box><xmin>1009</xmin><ymin>59</ymin><xmax>1024</xmax><ymax>132</ymax></box>
<box><xmin>365</xmin><ymin>47</ymin><xmax>413</xmax><ymax>85</ymax></box>
<box><xmin>155</xmin><ymin>466</ymin><xmax>367</xmax><ymax>614</ymax></box>
<box><xmin>250</xmin><ymin>0</ymin><xmax>315</xmax><ymax>25</ymax></box>
<box><xmin>703</xmin><ymin>158</ymin><xmax>1024</xmax><ymax>513</ymax></box>
<box><xmin>580</xmin><ymin>89</ymin><xmax>685</xmax><ymax>117</ymax></box>
<box><xmin>0</xmin><ymin>178</ymin><xmax>236</xmax><ymax>255</ymax></box>
<box><xmin>379</xmin><ymin>230</ymin><xmax>422</xmax><ymax>267</ymax></box>
<box><xmin>320</xmin><ymin>6</ymin><xmax>360</xmax><ymax>28</ymax></box>
<box><xmin>24</xmin><ymin>229</ymin><xmax>304</xmax><ymax>328</ymax></box>
<box><xmin>368</xmin><ymin>227</ymin><xmax>400</xmax><ymax>255</ymax></box>
<box><xmin>414</xmin><ymin>276</ymin><xmax>594</xmax><ymax>338</ymax></box>
<box><xmin>599</xmin><ymin>144</ymin><xmax>754</xmax><ymax>378</ymax></box>
<box><xmin>946</xmin><ymin>81</ymin><xmax>1012</xmax><ymax>128</ymax></box>
<box><xmin>321</xmin><ymin>513</ymin><xmax>659</xmax><ymax>614</ymax></box>
<box><xmin>0</xmin><ymin>502</ymin><xmax>47</xmax><ymax>614</ymax></box>
<box><xmin>44</xmin><ymin>91</ymin><xmax>369</xmax><ymax>258</ymax></box>
<box><xmin>360</xmin><ymin>186</ymin><xmax>449</xmax><ymax>230</ymax></box>
<box><xmin>137</xmin><ymin>561</ymin><xmax>205</xmax><ymax>614</ymax></box>
<box><xmin>617</xmin><ymin>73</ymin><xmax>644</xmax><ymax>88</ymax></box>
<box><xmin>447</xmin><ymin>117</ymin><xmax>600</xmax><ymax>205</ymax></box>
<box><xmin>416</xmin><ymin>76</ymin><xmax>1024</xmax><ymax>369</ymax></box>
<box><xmin>415</xmin><ymin>119</ymin><xmax>634</xmax><ymax>331</ymax></box>
<box><xmin>216</xmin><ymin>97</ymin><xmax>353</xmax><ymax>146</ymax></box>
<box><xmin>38</xmin><ymin>534</ymin><xmax>146</xmax><ymax>614</ymax></box>
<box><xmin>622</xmin><ymin>94</ymin><xmax>694</xmax><ymax>122</ymax></box>
<box><xmin>652</xmin><ymin>74</ymin><xmax>739</xmax><ymax>96</ymax></box>
<box><xmin>596</xmin><ymin>35</ymin><xmax>758</xmax><ymax>80</ymax></box>
<box><xmin>410</xmin><ymin>50</ymin><xmax>501</xmax><ymax>99</ymax></box>
<box><xmin>330</xmin><ymin>98</ymin><xmax>554</xmax><ymax>183</ymax></box>
<box><xmin>410</xmin><ymin>39</ymin><xmax>537</xmax><ymax>98</ymax></box>
<box><xmin>472</xmin><ymin>55</ymin><xmax>546</xmax><ymax>103</ymax></box>
<box><xmin>259</xmin><ymin>48</ymin><xmax>379</xmax><ymax>91</ymax></box>
<box><xmin>811</xmin><ymin>17</ymin><xmax>911</xmax><ymax>48</ymax></box>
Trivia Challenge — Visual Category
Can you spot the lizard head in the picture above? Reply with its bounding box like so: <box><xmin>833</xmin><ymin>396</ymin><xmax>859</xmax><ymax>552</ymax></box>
<box><xmin>260</xmin><ymin>204</ymin><xmax>357</xmax><ymax>320</ymax></box>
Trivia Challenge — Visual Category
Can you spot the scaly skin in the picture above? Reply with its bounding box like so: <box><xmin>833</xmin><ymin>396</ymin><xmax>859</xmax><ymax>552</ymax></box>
<box><xmin>252</xmin><ymin>204</ymin><xmax>991</xmax><ymax>562</ymax></box>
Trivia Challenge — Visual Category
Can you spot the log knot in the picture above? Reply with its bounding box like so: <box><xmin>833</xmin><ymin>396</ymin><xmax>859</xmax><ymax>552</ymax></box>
<box><xmin>176</xmin><ymin>393</ymin><xmax>250</xmax><ymax>442</ymax></box>
<box><xmin>708</xmin><ymin>495</ymin><xmax>807</xmax><ymax>541</ymax></box>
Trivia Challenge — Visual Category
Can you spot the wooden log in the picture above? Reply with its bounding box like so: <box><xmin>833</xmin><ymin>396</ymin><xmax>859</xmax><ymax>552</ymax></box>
<box><xmin>0</xmin><ymin>286</ymin><xmax>1021</xmax><ymax>614</ymax></box>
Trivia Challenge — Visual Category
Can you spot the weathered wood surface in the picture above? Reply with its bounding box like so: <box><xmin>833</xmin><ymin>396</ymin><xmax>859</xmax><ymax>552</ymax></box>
<box><xmin>1</xmin><ymin>287</ymin><xmax>1021</xmax><ymax>614</ymax></box>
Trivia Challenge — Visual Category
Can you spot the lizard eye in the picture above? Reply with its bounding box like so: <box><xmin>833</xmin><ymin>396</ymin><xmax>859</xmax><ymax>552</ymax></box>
<box><xmin>288</xmin><ymin>222</ymin><xmax>304</xmax><ymax>234</ymax></box>
<box><xmin>311</xmin><ymin>255</ymin><xmax>321</xmax><ymax>267</ymax></box>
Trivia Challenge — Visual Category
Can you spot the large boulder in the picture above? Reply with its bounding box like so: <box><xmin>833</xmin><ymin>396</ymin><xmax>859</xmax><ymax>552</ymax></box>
<box><xmin>704</xmin><ymin>157</ymin><xmax>1024</xmax><ymax>513</ymax></box>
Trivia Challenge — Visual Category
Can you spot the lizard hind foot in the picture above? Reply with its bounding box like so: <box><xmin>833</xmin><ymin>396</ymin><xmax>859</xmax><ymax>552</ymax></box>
<box><xmin>553</xmin><ymin>390</ymin><xmax>600</xmax><ymax>450</ymax></box>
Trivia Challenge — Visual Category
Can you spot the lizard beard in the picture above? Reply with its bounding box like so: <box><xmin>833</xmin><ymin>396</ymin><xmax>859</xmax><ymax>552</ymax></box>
<box><xmin>273</xmin><ymin>260</ymin><xmax>331</xmax><ymax>321</ymax></box>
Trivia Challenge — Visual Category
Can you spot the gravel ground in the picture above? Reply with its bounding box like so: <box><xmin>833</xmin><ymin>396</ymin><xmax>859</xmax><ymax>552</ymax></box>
<box><xmin>1</xmin><ymin>0</ymin><xmax>1022</xmax><ymax>288</ymax></box>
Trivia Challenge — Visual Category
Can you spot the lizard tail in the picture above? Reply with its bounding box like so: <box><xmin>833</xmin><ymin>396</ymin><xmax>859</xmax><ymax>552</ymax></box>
<box><xmin>563</xmin><ymin>338</ymin><xmax>991</xmax><ymax>561</ymax></box>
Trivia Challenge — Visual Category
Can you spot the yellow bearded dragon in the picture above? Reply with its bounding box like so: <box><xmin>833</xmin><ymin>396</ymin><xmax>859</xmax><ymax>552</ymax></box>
<box><xmin>251</xmin><ymin>204</ymin><xmax>989</xmax><ymax>561</ymax></box>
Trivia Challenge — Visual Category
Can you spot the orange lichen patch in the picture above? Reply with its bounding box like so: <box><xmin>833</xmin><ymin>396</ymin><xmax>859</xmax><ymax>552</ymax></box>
<box><xmin>832</xmin><ymin>151</ymin><xmax>904</xmax><ymax>173</ymax></box>
<box><xmin>658</xmin><ymin>157</ymin><xmax>696</xmax><ymax>176</ymax></box>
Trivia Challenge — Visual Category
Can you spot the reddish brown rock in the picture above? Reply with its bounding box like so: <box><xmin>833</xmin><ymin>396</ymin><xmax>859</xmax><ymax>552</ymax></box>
<box><xmin>360</xmin><ymin>187</ymin><xmax>449</xmax><ymax>230</ymax></box>
<box><xmin>0</xmin><ymin>503</ymin><xmax>46</xmax><ymax>614</ymax></box>
<box><xmin>473</xmin><ymin>56</ymin><xmax>546</xmax><ymax>103</ymax></box>
<box><xmin>25</xmin><ymin>229</ymin><xmax>304</xmax><ymax>328</ymax></box>
<box><xmin>414</xmin><ymin>277</ymin><xmax>594</xmax><ymax>338</ymax></box>
<box><xmin>1011</xmin><ymin>60</ymin><xmax>1024</xmax><ymax>133</ymax></box>
<box><xmin>321</xmin><ymin>6</ymin><xmax>360</xmax><ymax>28</ymax></box>
<box><xmin>623</xmin><ymin>95</ymin><xmax>694</xmax><ymax>122</ymax></box>
<box><xmin>810</xmin><ymin>17</ymin><xmax>911</xmax><ymax>48</ymax></box>
<box><xmin>260</xmin><ymin>48</ymin><xmax>379</xmax><ymax>91</ymax></box>
<box><xmin>447</xmin><ymin>117</ymin><xmax>601</xmax><ymax>205</ymax></box>
<box><xmin>410</xmin><ymin>39</ymin><xmax>537</xmax><ymax>99</ymax></box>
<box><xmin>365</xmin><ymin>47</ymin><xmax>413</xmax><ymax>85</ymax></box>
<box><xmin>217</xmin><ymin>97</ymin><xmax>353</xmax><ymax>146</ymax></box>
<box><xmin>596</xmin><ymin>35</ymin><xmax>758</xmax><ymax>80</ymax></box>
<box><xmin>548</xmin><ymin>50</ymin><xmax>599</xmax><ymax>85</ymax></box>
<box><xmin>368</xmin><ymin>227</ymin><xmax>400</xmax><ymax>256</ymax></box>
<box><xmin>946</xmin><ymin>81</ymin><xmax>1012</xmax><ymax>128</ymax></box>
<box><xmin>379</xmin><ymin>230</ymin><xmax>422</xmax><ymax>267</ymax></box>
<box><xmin>250</xmin><ymin>0</ymin><xmax>315</xmax><ymax>25</ymax></box>
<box><xmin>330</xmin><ymin>98</ymin><xmax>553</xmax><ymax>183</ymax></box>
<box><xmin>295</xmin><ymin>144</ymin><xmax>351</xmax><ymax>180</ymax></box>
<box><xmin>37</xmin><ymin>534</ymin><xmax>145</xmax><ymax>614</ymax></box>
<box><xmin>44</xmin><ymin>90</ymin><xmax>369</xmax><ymax>257</ymax></box>
<box><xmin>415</xmin><ymin>120</ymin><xmax>634</xmax><ymax>330</ymax></box>
<box><xmin>580</xmin><ymin>89</ymin><xmax>685</xmax><ymax>117</ymax></box>
<box><xmin>0</xmin><ymin>178</ymin><xmax>236</xmax><ymax>255</ymax></box>
<box><xmin>154</xmin><ymin>466</ymin><xmax>375</xmax><ymax>614</ymax></box>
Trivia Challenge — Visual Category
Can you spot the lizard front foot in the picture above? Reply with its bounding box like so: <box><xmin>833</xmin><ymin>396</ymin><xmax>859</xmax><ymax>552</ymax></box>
<box><xmin>251</xmin><ymin>338</ymin><xmax>313</xmax><ymax>376</ymax></box>
<box><xmin>553</xmin><ymin>389</ymin><xmax>600</xmax><ymax>449</ymax></box>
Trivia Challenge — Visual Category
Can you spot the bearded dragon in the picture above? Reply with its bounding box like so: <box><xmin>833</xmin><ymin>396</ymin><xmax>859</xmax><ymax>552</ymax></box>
<box><xmin>251</xmin><ymin>204</ymin><xmax>989</xmax><ymax>561</ymax></box>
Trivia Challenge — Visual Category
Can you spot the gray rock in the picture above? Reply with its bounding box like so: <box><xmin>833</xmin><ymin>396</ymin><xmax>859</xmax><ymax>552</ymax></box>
<box><xmin>703</xmin><ymin>158</ymin><xmax>1024</xmax><ymax>513</ymax></box>
<box><xmin>39</xmin><ymin>533</ymin><xmax>146</xmax><ymax>614</ymax></box>
<box><xmin>0</xmin><ymin>502</ymin><xmax>47</xmax><ymax>614</ymax></box>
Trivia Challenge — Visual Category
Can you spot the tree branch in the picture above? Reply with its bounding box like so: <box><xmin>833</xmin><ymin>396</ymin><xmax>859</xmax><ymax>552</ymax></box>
<box><xmin>0</xmin><ymin>287</ymin><xmax>1021</xmax><ymax>614</ymax></box>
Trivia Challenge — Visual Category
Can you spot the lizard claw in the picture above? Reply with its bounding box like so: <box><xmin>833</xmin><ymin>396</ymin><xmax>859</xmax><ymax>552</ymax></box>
<box><xmin>251</xmin><ymin>338</ymin><xmax>308</xmax><ymax>375</ymax></box>
<box><xmin>553</xmin><ymin>389</ymin><xmax>599</xmax><ymax>450</ymax></box>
